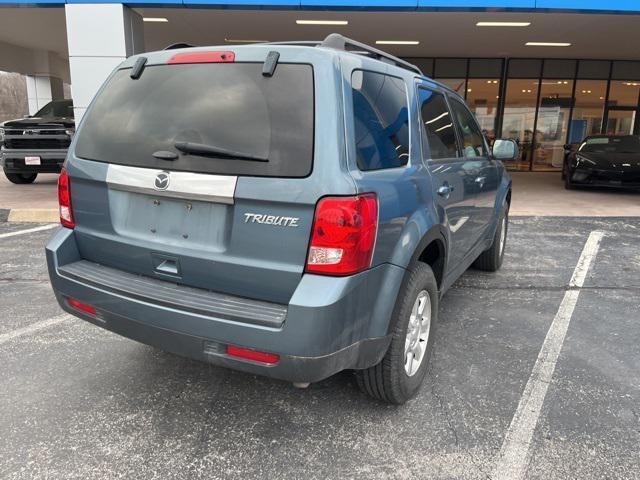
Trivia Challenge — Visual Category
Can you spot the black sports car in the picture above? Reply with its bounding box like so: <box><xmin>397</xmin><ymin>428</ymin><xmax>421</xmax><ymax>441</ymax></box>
<box><xmin>563</xmin><ymin>135</ymin><xmax>640</xmax><ymax>190</ymax></box>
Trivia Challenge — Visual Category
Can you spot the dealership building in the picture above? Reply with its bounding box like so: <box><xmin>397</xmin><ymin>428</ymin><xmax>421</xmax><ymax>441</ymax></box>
<box><xmin>0</xmin><ymin>0</ymin><xmax>639</xmax><ymax>172</ymax></box>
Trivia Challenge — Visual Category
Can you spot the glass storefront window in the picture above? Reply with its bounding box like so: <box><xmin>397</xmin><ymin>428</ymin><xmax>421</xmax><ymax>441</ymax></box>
<box><xmin>404</xmin><ymin>57</ymin><xmax>640</xmax><ymax>172</ymax></box>
<box><xmin>437</xmin><ymin>78</ymin><xmax>467</xmax><ymax>97</ymax></box>
<box><xmin>406</xmin><ymin>58</ymin><xmax>434</xmax><ymax>77</ymax></box>
<box><xmin>465</xmin><ymin>79</ymin><xmax>500</xmax><ymax>142</ymax></box>
<box><xmin>569</xmin><ymin>80</ymin><xmax>607</xmax><ymax>143</ymax></box>
<box><xmin>533</xmin><ymin>79</ymin><xmax>574</xmax><ymax>171</ymax></box>
<box><xmin>606</xmin><ymin>81</ymin><xmax>640</xmax><ymax>135</ymax></box>
<box><xmin>502</xmin><ymin>79</ymin><xmax>539</xmax><ymax>171</ymax></box>
<box><xmin>606</xmin><ymin>109</ymin><xmax>637</xmax><ymax>135</ymax></box>
<box><xmin>608</xmin><ymin>80</ymin><xmax>640</xmax><ymax>106</ymax></box>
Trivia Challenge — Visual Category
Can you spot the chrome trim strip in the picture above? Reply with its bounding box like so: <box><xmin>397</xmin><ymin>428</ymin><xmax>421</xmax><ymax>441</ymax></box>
<box><xmin>106</xmin><ymin>164</ymin><xmax>237</xmax><ymax>204</ymax></box>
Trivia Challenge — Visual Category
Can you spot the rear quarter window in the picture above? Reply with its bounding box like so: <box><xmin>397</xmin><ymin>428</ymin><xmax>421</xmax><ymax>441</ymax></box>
<box><xmin>75</xmin><ymin>62</ymin><xmax>314</xmax><ymax>178</ymax></box>
<box><xmin>351</xmin><ymin>70</ymin><xmax>410</xmax><ymax>171</ymax></box>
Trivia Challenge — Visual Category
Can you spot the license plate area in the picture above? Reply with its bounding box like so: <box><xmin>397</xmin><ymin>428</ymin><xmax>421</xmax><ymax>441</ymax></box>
<box><xmin>108</xmin><ymin>189</ymin><xmax>230</xmax><ymax>251</ymax></box>
<box><xmin>24</xmin><ymin>156</ymin><xmax>41</xmax><ymax>166</ymax></box>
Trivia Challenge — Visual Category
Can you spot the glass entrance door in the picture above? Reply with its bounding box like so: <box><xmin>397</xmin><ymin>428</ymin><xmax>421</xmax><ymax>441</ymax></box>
<box><xmin>605</xmin><ymin>107</ymin><xmax>639</xmax><ymax>135</ymax></box>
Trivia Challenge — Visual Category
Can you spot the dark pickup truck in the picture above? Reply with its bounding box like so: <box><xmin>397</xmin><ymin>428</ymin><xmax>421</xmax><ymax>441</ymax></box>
<box><xmin>0</xmin><ymin>99</ymin><xmax>74</xmax><ymax>184</ymax></box>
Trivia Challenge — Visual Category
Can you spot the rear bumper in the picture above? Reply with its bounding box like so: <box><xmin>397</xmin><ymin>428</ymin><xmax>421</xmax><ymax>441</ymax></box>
<box><xmin>1</xmin><ymin>148</ymin><xmax>66</xmax><ymax>173</ymax></box>
<box><xmin>46</xmin><ymin>228</ymin><xmax>405</xmax><ymax>383</ymax></box>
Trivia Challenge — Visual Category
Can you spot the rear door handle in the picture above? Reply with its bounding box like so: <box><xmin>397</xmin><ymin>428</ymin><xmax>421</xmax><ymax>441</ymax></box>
<box><xmin>475</xmin><ymin>176</ymin><xmax>486</xmax><ymax>183</ymax></box>
<box><xmin>156</xmin><ymin>259</ymin><xmax>179</xmax><ymax>275</ymax></box>
<box><xmin>151</xmin><ymin>254</ymin><xmax>181</xmax><ymax>277</ymax></box>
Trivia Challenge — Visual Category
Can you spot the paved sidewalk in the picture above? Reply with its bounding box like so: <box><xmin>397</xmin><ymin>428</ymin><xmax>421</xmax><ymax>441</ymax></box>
<box><xmin>510</xmin><ymin>172</ymin><xmax>640</xmax><ymax>216</ymax></box>
<box><xmin>0</xmin><ymin>173</ymin><xmax>58</xmax><ymax>222</ymax></box>
<box><xmin>0</xmin><ymin>173</ymin><xmax>58</xmax><ymax>208</ymax></box>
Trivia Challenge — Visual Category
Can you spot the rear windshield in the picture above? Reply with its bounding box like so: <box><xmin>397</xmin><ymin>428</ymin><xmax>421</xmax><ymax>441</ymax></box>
<box><xmin>75</xmin><ymin>62</ymin><xmax>314</xmax><ymax>177</ymax></box>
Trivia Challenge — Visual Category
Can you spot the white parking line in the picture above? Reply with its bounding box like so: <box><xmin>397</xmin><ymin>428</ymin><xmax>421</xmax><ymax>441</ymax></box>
<box><xmin>492</xmin><ymin>230</ymin><xmax>605</xmax><ymax>480</ymax></box>
<box><xmin>0</xmin><ymin>314</ymin><xmax>72</xmax><ymax>346</ymax></box>
<box><xmin>0</xmin><ymin>223</ymin><xmax>58</xmax><ymax>239</ymax></box>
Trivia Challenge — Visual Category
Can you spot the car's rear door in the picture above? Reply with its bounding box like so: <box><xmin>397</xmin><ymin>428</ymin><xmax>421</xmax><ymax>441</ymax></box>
<box><xmin>417</xmin><ymin>85</ymin><xmax>477</xmax><ymax>270</ymax></box>
<box><xmin>447</xmin><ymin>95</ymin><xmax>499</xmax><ymax>243</ymax></box>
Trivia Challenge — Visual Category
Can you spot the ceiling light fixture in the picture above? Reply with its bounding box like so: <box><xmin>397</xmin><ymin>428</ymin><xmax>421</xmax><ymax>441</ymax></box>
<box><xmin>525</xmin><ymin>42</ymin><xmax>571</xmax><ymax>47</ymax></box>
<box><xmin>296</xmin><ymin>20</ymin><xmax>348</xmax><ymax>25</ymax></box>
<box><xmin>375</xmin><ymin>40</ymin><xmax>420</xmax><ymax>45</ymax></box>
<box><xmin>143</xmin><ymin>17</ymin><xmax>168</xmax><ymax>22</ymax></box>
<box><xmin>476</xmin><ymin>21</ymin><xmax>531</xmax><ymax>27</ymax></box>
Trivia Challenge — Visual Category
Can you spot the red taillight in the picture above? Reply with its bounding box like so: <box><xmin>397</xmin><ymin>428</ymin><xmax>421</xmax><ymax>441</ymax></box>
<box><xmin>58</xmin><ymin>168</ymin><xmax>75</xmax><ymax>229</ymax></box>
<box><xmin>168</xmin><ymin>51</ymin><xmax>235</xmax><ymax>65</ymax></box>
<box><xmin>306</xmin><ymin>193</ymin><xmax>378</xmax><ymax>276</ymax></box>
<box><xmin>67</xmin><ymin>297</ymin><xmax>97</xmax><ymax>316</ymax></box>
<box><xmin>226</xmin><ymin>345</ymin><xmax>280</xmax><ymax>365</ymax></box>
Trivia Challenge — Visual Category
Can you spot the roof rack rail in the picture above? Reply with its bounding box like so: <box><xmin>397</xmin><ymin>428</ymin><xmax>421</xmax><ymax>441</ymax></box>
<box><xmin>265</xmin><ymin>35</ymin><xmax>422</xmax><ymax>76</ymax></box>
<box><xmin>321</xmin><ymin>34</ymin><xmax>422</xmax><ymax>76</ymax></box>
<box><xmin>265</xmin><ymin>41</ymin><xmax>322</xmax><ymax>47</ymax></box>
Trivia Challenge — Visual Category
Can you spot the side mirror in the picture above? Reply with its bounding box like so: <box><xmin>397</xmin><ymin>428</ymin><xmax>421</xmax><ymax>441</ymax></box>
<box><xmin>563</xmin><ymin>143</ymin><xmax>573</xmax><ymax>151</ymax></box>
<box><xmin>492</xmin><ymin>139</ymin><xmax>519</xmax><ymax>161</ymax></box>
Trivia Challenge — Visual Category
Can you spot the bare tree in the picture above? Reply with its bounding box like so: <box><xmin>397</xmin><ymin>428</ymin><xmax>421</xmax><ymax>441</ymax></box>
<box><xmin>0</xmin><ymin>71</ymin><xmax>29</xmax><ymax>122</ymax></box>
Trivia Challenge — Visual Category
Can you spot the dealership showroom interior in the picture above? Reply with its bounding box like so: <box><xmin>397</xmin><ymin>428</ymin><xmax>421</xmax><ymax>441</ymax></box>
<box><xmin>0</xmin><ymin>0</ymin><xmax>639</xmax><ymax>479</ymax></box>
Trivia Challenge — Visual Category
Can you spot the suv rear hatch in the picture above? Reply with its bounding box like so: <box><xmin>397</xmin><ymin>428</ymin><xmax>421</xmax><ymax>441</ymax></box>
<box><xmin>68</xmin><ymin>51</ymin><xmax>319</xmax><ymax>305</ymax></box>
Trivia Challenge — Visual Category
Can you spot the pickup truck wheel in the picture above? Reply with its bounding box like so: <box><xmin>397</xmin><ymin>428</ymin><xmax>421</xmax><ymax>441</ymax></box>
<box><xmin>473</xmin><ymin>207</ymin><xmax>508</xmax><ymax>272</ymax></box>
<box><xmin>355</xmin><ymin>263</ymin><xmax>438</xmax><ymax>404</ymax></box>
<box><xmin>4</xmin><ymin>171</ymin><xmax>38</xmax><ymax>184</ymax></box>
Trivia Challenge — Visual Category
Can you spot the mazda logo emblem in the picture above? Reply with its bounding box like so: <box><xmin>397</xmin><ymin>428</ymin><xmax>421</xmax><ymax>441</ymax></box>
<box><xmin>154</xmin><ymin>172</ymin><xmax>170</xmax><ymax>191</ymax></box>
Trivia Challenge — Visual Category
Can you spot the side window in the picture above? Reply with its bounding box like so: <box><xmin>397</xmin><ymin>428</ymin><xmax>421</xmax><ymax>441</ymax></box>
<box><xmin>418</xmin><ymin>88</ymin><xmax>459</xmax><ymax>160</ymax></box>
<box><xmin>351</xmin><ymin>70</ymin><xmax>410</xmax><ymax>171</ymax></box>
<box><xmin>449</xmin><ymin>98</ymin><xmax>487</xmax><ymax>158</ymax></box>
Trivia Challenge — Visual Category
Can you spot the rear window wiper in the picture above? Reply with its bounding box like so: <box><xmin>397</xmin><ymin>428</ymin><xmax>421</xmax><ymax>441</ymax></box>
<box><xmin>174</xmin><ymin>141</ymin><xmax>268</xmax><ymax>162</ymax></box>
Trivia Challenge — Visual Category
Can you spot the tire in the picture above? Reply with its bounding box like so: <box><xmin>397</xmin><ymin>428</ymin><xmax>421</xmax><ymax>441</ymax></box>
<box><xmin>4</xmin><ymin>171</ymin><xmax>37</xmax><ymax>184</ymax></box>
<box><xmin>473</xmin><ymin>207</ymin><xmax>508</xmax><ymax>272</ymax></box>
<box><xmin>355</xmin><ymin>263</ymin><xmax>438</xmax><ymax>404</ymax></box>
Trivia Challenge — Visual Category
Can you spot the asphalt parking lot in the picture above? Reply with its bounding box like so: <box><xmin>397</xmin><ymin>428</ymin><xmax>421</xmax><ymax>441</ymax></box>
<box><xmin>1</xmin><ymin>217</ymin><xmax>639</xmax><ymax>479</ymax></box>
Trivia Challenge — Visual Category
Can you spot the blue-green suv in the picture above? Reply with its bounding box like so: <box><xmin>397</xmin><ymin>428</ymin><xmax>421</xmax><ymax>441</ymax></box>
<box><xmin>46</xmin><ymin>35</ymin><xmax>516</xmax><ymax>404</ymax></box>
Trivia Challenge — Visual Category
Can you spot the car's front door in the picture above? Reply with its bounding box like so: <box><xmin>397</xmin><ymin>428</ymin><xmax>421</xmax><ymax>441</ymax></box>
<box><xmin>417</xmin><ymin>85</ymin><xmax>477</xmax><ymax>271</ymax></box>
<box><xmin>448</xmin><ymin>96</ymin><xmax>499</xmax><ymax>244</ymax></box>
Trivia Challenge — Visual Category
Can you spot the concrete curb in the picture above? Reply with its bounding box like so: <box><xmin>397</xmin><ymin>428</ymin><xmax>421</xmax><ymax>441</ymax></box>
<box><xmin>1</xmin><ymin>208</ymin><xmax>58</xmax><ymax>223</ymax></box>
